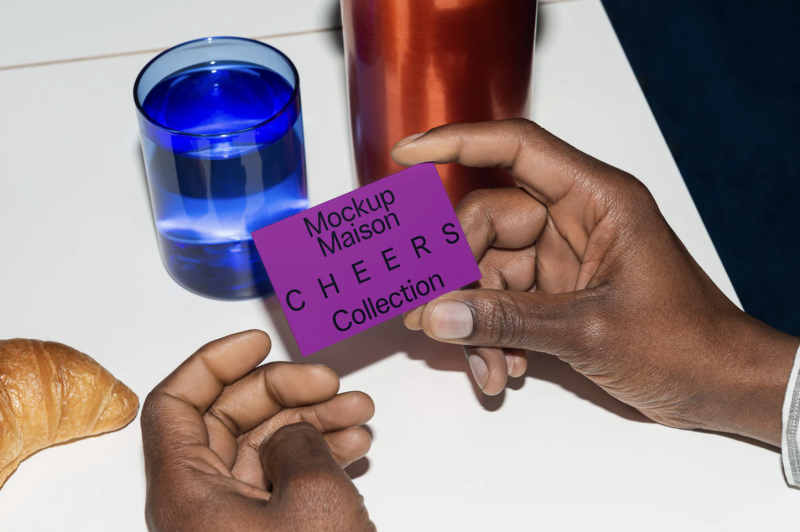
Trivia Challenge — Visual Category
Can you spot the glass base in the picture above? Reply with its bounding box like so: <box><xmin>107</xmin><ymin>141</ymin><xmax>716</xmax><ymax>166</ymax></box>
<box><xmin>158</xmin><ymin>234</ymin><xmax>274</xmax><ymax>300</ymax></box>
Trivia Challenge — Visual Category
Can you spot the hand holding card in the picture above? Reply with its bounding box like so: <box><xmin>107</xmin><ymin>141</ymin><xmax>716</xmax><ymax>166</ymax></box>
<box><xmin>252</xmin><ymin>163</ymin><xmax>481</xmax><ymax>355</ymax></box>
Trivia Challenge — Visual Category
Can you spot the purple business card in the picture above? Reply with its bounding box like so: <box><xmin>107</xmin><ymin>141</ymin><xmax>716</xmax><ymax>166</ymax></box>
<box><xmin>252</xmin><ymin>163</ymin><xmax>481</xmax><ymax>356</ymax></box>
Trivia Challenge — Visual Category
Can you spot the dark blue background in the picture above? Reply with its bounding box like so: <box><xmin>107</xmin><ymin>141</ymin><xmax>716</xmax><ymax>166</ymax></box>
<box><xmin>601</xmin><ymin>0</ymin><xmax>800</xmax><ymax>335</ymax></box>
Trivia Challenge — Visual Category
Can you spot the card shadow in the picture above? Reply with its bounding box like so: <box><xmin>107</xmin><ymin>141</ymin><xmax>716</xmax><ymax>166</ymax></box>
<box><xmin>265</xmin><ymin>302</ymin><xmax>777</xmax><ymax>455</ymax></box>
<box><xmin>261</xmin><ymin>298</ymin><xmax>650</xmax><ymax>421</ymax></box>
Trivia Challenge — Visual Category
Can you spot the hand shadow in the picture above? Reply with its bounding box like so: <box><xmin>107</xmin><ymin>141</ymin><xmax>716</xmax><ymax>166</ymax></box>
<box><xmin>263</xmin><ymin>301</ymin><xmax>779</xmax><ymax>456</ymax></box>
<box><xmin>263</xmin><ymin>299</ymin><xmax>467</xmax><ymax>381</ymax></box>
<box><xmin>521</xmin><ymin>350</ymin><xmax>650</xmax><ymax>423</ymax></box>
<box><xmin>344</xmin><ymin>425</ymin><xmax>373</xmax><ymax>480</ymax></box>
<box><xmin>262</xmin><ymin>299</ymin><xmax>649</xmax><ymax>420</ymax></box>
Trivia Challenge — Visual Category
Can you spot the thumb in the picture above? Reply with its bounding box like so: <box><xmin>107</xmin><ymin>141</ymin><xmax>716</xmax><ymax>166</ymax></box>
<box><xmin>260</xmin><ymin>423</ymin><xmax>374</xmax><ymax>531</ymax></box>
<box><xmin>419</xmin><ymin>289</ymin><xmax>601</xmax><ymax>356</ymax></box>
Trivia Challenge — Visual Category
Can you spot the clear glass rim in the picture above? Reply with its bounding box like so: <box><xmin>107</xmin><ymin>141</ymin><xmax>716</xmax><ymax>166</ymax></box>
<box><xmin>133</xmin><ymin>36</ymin><xmax>301</xmax><ymax>139</ymax></box>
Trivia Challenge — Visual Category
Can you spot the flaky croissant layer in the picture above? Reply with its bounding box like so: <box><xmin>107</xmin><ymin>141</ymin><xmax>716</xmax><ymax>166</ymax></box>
<box><xmin>0</xmin><ymin>339</ymin><xmax>139</xmax><ymax>488</ymax></box>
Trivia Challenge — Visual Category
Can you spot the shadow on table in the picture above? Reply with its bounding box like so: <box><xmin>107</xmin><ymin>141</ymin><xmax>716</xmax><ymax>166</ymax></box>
<box><xmin>345</xmin><ymin>457</ymin><xmax>370</xmax><ymax>480</ymax></box>
<box><xmin>345</xmin><ymin>425</ymin><xmax>373</xmax><ymax>480</ymax></box>
<box><xmin>325</xmin><ymin>0</ymin><xmax>344</xmax><ymax>53</ymax></box>
<box><xmin>266</xmin><ymin>301</ymin><xmax>780</xmax><ymax>455</ymax></box>
<box><xmin>262</xmin><ymin>298</ymin><xmax>648</xmax><ymax>421</ymax></box>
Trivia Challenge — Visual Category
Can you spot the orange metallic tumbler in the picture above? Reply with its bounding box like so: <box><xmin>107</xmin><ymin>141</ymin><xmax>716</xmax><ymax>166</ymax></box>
<box><xmin>341</xmin><ymin>0</ymin><xmax>538</xmax><ymax>205</ymax></box>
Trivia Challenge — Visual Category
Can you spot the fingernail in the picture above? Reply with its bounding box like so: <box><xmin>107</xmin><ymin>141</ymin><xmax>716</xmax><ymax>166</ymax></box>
<box><xmin>505</xmin><ymin>354</ymin><xmax>514</xmax><ymax>376</ymax></box>
<box><xmin>429</xmin><ymin>301</ymin><xmax>473</xmax><ymax>340</ymax></box>
<box><xmin>468</xmin><ymin>355</ymin><xmax>489</xmax><ymax>390</ymax></box>
<box><xmin>394</xmin><ymin>132</ymin><xmax>426</xmax><ymax>149</ymax></box>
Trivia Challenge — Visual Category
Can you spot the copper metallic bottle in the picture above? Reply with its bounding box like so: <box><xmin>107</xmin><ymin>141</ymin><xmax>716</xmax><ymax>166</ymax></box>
<box><xmin>341</xmin><ymin>0</ymin><xmax>538</xmax><ymax>205</ymax></box>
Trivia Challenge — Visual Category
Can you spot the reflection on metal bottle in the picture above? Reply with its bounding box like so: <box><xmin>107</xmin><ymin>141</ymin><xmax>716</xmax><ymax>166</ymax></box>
<box><xmin>341</xmin><ymin>0</ymin><xmax>538</xmax><ymax>205</ymax></box>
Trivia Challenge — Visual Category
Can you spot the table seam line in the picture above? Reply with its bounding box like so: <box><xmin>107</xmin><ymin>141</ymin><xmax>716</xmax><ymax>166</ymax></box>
<box><xmin>0</xmin><ymin>26</ymin><xmax>343</xmax><ymax>73</ymax></box>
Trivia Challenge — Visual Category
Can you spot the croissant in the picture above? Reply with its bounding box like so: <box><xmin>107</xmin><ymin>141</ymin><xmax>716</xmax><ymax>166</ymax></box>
<box><xmin>0</xmin><ymin>339</ymin><xmax>139</xmax><ymax>488</ymax></box>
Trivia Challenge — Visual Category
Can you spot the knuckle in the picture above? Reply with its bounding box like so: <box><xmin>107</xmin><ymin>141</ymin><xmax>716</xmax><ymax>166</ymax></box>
<box><xmin>299</xmin><ymin>405</ymin><xmax>325</xmax><ymax>432</ymax></box>
<box><xmin>474</xmin><ymin>294</ymin><xmax>529</xmax><ymax>347</ymax></box>
<box><xmin>205</xmin><ymin>405</ymin><xmax>239</xmax><ymax>437</ymax></box>
<box><xmin>262</xmin><ymin>365</ymin><xmax>289</xmax><ymax>406</ymax></box>
<box><xmin>625</xmin><ymin>176</ymin><xmax>658</xmax><ymax>209</ymax></box>
<box><xmin>571</xmin><ymin>297</ymin><xmax>614</xmax><ymax>354</ymax></box>
<box><xmin>507</xmin><ymin>117</ymin><xmax>537</xmax><ymax>135</ymax></box>
<box><xmin>504</xmin><ymin>298</ymin><xmax>536</xmax><ymax>347</ymax></box>
<box><xmin>473</xmin><ymin>297</ymin><xmax>502</xmax><ymax>343</ymax></box>
<box><xmin>607</xmin><ymin>171</ymin><xmax>661</xmax><ymax>221</ymax></box>
<box><xmin>458</xmin><ymin>189</ymin><xmax>495</xmax><ymax>225</ymax></box>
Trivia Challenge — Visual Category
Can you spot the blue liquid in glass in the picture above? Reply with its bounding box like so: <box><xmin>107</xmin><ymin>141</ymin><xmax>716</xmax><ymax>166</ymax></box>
<box><xmin>140</xmin><ymin>61</ymin><xmax>307</xmax><ymax>299</ymax></box>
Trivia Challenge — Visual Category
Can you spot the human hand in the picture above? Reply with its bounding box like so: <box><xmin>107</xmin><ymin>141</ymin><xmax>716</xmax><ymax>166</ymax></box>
<box><xmin>393</xmin><ymin>119</ymin><xmax>798</xmax><ymax>446</ymax></box>
<box><xmin>141</xmin><ymin>330</ymin><xmax>375</xmax><ymax>532</ymax></box>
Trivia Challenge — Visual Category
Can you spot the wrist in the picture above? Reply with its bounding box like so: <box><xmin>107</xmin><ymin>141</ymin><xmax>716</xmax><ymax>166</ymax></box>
<box><xmin>701</xmin><ymin>315</ymin><xmax>799</xmax><ymax>446</ymax></box>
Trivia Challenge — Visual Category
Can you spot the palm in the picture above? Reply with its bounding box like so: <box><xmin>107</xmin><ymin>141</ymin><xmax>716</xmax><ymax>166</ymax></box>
<box><xmin>161</xmin><ymin>368</ymin><xmax>373</xmax><ymax>495</ymax></box>
<box><xmin>395</xmin><ymin>119</ymin><xmax>648</xmax><ymax>396</ymax></box>
<box><xmin>477</xmin><ymin>202</ymin><xmax>615</xmax><ymax>296</ymax></box>
<box><xmin>468</xmin><ymin>180</ymin><xmax>730</xmax><ymax>428</ymax></box>
<box><xmin>393</xmin><ymin>119</ymin><xmax>796</xmax><ymax>447</ymax></box>
<box><xmin>142</xmin><ymin>331</ymin><xmax>376</xmax><ymax>532</ymax></box>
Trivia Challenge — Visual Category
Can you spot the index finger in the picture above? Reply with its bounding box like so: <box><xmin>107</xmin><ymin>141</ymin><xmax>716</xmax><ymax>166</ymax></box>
<box><xmin>157</xmin><ymin>329</ymin><xmax>272</xmax><ymax>414</ymax></box>
<box><xmin>391</xmin><ymin>118</ymin><xmax>591</xmax><ymax>207</ymax></box>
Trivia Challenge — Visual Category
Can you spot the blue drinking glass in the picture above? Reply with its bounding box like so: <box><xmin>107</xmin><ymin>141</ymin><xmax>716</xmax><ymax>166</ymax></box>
<box><xmin>134</xmin><ymin>37</ymin><xmax>308</xmax><ymax>300</ymax></box>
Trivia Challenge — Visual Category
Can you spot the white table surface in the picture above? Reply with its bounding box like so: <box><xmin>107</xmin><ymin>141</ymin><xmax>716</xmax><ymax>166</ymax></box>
<box><xmin>1</xmin><ymin>0</ymin><xmax>796</xmax><ymax>530</ymax></box>
<box><xmin>0</xmin><ymin>0</ymin><xmax>567</xmax><ymax>69</ymax></box>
